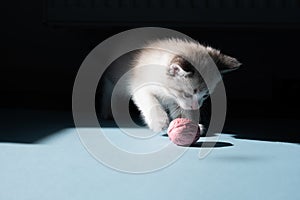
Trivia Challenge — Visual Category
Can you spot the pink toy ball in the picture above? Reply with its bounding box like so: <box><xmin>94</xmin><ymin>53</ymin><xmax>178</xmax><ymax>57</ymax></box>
<box><xmin>167</xmin><ymin>118</ymin><xmax>201</xmax><ymax>146</ymax></box>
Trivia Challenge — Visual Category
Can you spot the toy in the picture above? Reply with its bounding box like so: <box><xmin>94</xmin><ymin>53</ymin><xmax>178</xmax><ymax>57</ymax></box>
<box><xmin>167</xmin><ymin>118</ymin><xmax>201</xmax><ymax>146</ymax></box>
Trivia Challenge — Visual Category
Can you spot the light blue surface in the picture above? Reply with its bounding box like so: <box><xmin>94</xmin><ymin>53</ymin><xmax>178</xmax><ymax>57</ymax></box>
<box><xmin>0</xmin><ymin>128</ymin><xmax>299</xmax><ymax>200</ymax></box>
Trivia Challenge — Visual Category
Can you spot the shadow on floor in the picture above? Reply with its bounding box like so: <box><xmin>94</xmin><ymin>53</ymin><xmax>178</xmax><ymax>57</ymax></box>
<box><xmin>191</xmin><ymin>141</ymin><xmax>233</xmax><ymax>148</ymax></box>
<box><xmin>161</xmin><ymin>133</ymin><xmax>233</xmax><ymax>148</ymax></box>
<box><xmin>0</xmin><ymin>108</ymin><xmax>73</xmax><ymax>143</ymax></box>
<box><xmin>223</xmin><ymin>118</ymin><xmax>300</xmax><ymax>144</ymax></box>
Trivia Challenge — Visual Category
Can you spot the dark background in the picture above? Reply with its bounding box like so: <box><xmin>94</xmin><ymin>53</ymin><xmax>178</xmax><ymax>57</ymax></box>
<box><xmin>1</xmin><ymin>0</ymin><xmax>300</xmax><ymax>121</ymax></box>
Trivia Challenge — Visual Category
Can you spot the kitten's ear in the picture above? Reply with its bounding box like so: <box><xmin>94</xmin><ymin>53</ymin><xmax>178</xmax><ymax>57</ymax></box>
<box><xmin>168</xmin><ymin>64</ymin><xmax>193</xmax><ymax>77</ymax></box>
<box><xmin>168</xmin><ymin>56</ymin><xmax>194</xmax><ymax>77</ymax></box>
<box><xmin>206</xmin><ymin>46</ymin><xmax>241</xmax><ymax>74</ymax></box>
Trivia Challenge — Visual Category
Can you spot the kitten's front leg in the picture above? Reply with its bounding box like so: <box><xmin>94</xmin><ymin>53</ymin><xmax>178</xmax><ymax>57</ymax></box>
<box><xmin>132</xmin><ymin>90</ymin><xmax>169</xmax><ymax>133</ymax></box>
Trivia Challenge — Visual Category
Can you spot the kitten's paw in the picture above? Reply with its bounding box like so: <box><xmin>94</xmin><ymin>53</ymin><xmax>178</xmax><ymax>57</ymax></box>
<box><xmin>148</xmin><ymin>111</ymin><xmax>169</xmax><ymax>133</ymax></box>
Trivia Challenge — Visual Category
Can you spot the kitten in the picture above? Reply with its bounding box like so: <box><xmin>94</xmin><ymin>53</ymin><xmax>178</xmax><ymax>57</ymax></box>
<box><xmin>127</xmin><ymin>39</ymin><xmax>241</xmax><ymax>133</ymax></box>
<box><xmin>97</xmin><ymin>38</ymin><xmax>241</xmax><ymax>133</ymax></box>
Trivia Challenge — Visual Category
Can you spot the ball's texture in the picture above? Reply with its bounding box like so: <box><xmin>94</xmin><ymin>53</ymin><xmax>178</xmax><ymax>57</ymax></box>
<box><xmin>167</xmin><ymin>118</ymin><xmax>201</xmax><ymax>146</ymax></box>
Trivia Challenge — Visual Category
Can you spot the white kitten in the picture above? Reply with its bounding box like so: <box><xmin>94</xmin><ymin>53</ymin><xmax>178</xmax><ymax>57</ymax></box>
<box><xmin>98</xmin><ymin>38</ymin><xmax>241</xmax><ymax>133</ymax></box>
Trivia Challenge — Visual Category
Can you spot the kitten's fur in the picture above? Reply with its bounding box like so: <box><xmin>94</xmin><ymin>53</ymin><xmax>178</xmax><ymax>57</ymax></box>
<box><xmin>98</xmin><ymin>38</ymin><xmax>241</xmax><ymax>133</ymax></box>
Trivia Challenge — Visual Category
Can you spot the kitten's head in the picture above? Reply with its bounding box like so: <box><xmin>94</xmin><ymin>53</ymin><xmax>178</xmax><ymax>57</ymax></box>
<box><xmin>166</xmin><ymin>49</ymin><xmax>241</xmax><ymax>110</ymax></box>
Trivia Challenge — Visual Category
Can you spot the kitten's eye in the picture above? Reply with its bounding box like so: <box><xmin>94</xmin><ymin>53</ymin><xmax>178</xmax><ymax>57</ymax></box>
<box><xmin>183</xmin><ymin>93</ymin><xmax>192</xmax><ymax>98</ymax></box>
